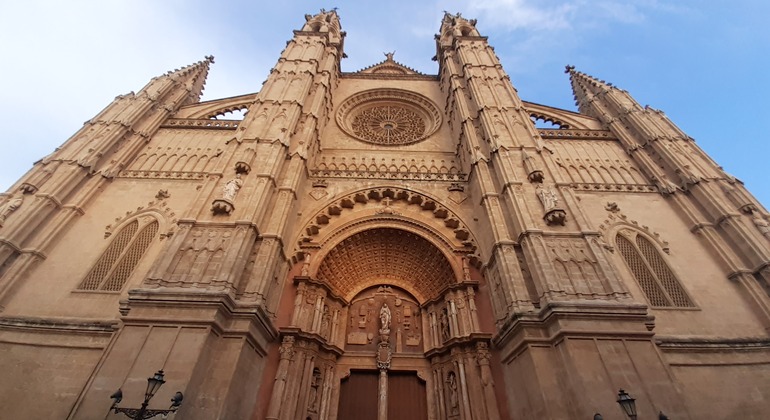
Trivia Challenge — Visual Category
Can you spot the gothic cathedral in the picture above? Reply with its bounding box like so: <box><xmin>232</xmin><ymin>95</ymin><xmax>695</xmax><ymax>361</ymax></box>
<box><xmin>1</xmin><ymin>11</ymin><xmax>769</xmax><ymax>420</ymax></box>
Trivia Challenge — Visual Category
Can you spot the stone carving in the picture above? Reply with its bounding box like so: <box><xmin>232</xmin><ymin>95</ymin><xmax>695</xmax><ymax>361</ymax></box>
<box><xmin>446</xmin><ymin>371</ymin><xmax>459</xmax><ymax>414</ymax></box>
<box><xmin>336</xmin><ymin>89</ymin><xmax>442</xmax><ymax>146</ymax></box>
<box><xmin>460</xmin><ymin>257</ymin><xmax>471</xmax><ymax>282</ymax></box>
<box><xmin>0</xmin><ymin>196</ymin><xmax>23</xmax><ymax>227</ymax></box>
<box><xmin>344</xmin><ymin>286</ymin><xmax>422</xmax><ymax>353</ymax></box>
<box><xmin>212</xmin><ymin>173</ymin><xmax>243</xmax><ymax>215</ymax></box>
<box><xmin>315</xmin><ymin>227</ymin><xmax>457</xmax><ymax>303</ymax></box>
<box><xmin>155</xmin><ymin>189</ymin><xmax>170</xmax><ymax>200</ymax></box>
<box><xmin>300</xmin><ymin>252</ymin><xmax>311</xmax><ymax>277</ymax></box>
<box><xmin>308</xmin><ymin>368</ymin><xmax>321</xmax><ymax>412</ymax></box>
<box><xmin>752</xmin><ymin>214</ymin><xmax>770</xmax><ymax>239</ymax></box>
<box><xmin>546</xmin><ymin>238</ymin><xmax>606</xmax><ymax>297</ymax></box>
<box><xmin>536</xmin><ymin>184</ymin><xmax>558</xmax><ymax>211</ymax></box>
<box><xmin>440</xmin><ymin>308</ymin><xmax>450</xmax><ymax>342</ymax></box>
<box><xmin>379</xmin><ymin>304</ymin><xmax>391</xmax><ymax>331</ymax></box>
<box><xmin>320</xmin><ymin>306</ymin><xmax>331</xmax><ymax>339</ymax></box>
<box><xmin>351</xmin><ymin>105</ymin><xmax>425</xmax><ymax>145</ymax></box>
<box><xmin>536</xmin><ymin>185</ymin><xmax>567</xmax><ymax>226</ymax></box>
<box><xmin>522</xmin><ymin>149</ymin><xmax>544</xmax><ymax>183</ymax></box>
<box><xmin>165</xmin><ymin>227</ymin><xmax>235</xmax><ymax>288</ymax></box>
<box><xmin>222</xmin><ymin>175</ymin><xmax>243</xmax><ymax>201</ymax></box>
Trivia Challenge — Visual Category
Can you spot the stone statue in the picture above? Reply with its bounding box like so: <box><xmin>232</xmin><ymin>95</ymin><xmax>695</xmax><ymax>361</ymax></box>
<box><xmin>440</xmin><ymin>309</ymin><xmax>450</xmax><ymax>341</ymax></box>
<box><xmin>536</xmin><ymin>184</ymin><xmax>559</xmax><ymax>211</ymax></box>
<box><xmin>320</xmin><ymin>306</ymin><xmax>331</xmax><ymax>340</ymax></box>
<box><xmin>222</xmin><ymin>174</ymin><xmax>243</xmax><ymax>201</ymax></box>
<box><xmin>0</xmin><ymin>196</ymin><xmax>23</xmax><ymax>226</ymax></box>
<box><xmin>753</xmin><ymin>214</ymin><xmax>770</xmax><ymax>239</ymax></box>
<box><xmin>380</xmin><ymin>303</ymin><xmax>391</xmax><ymax>331</ymax></box>
<box><xmin>308</xmin><ymin>369</ymin><xmax>321</xmax><ymax>412</ymax></box>
<box><xmin>300</xmin><ymin>252</ymin><xmax>311</xmax><ymax>276</ymax></box>
<box><xmin>462</xmin><ymin>257</ymin><xmax>471</xmax><ymax>281</ymax></box>
<box><xmin>447</xmin><ymin>372</ymin><xmax>459</xmax><ymax>413</ymax></box>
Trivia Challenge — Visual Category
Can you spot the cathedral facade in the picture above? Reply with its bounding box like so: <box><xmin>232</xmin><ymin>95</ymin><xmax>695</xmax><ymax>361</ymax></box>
<box><xmin>1</xmin><ymin>11</ymin><xmax>769</xmax><ymax>420</ymax></box>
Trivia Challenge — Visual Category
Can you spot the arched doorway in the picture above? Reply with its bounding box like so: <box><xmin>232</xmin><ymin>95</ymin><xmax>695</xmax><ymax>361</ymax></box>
<box><xmin>265</xmin><ymin>212</ymin><xmax>501</xmax><ymax>419</ymax></box>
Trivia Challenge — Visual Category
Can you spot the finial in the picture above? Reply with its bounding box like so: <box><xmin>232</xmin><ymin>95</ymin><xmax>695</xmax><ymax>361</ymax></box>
<box><xmin>384</xmin><ymin>51</ymin><xmax>395</xmax><ymax>61</ymax></box>
<box><xmin>564</xmin><ymin>65</ymin><xmax>575</xmax><ymax>73</ymax></box>
<box><xmin>205</xmin><ymin>55</ymin><xmax>215</xmax><ymax>64</ymax></box>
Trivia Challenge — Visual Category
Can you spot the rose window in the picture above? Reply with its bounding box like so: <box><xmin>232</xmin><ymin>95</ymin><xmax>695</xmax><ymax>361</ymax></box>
<box><xmin>351</xmin><ymin>105</ymin><xmax>426</xmax><ymax>145</ymax></box>
<box><xmin>336</xmin><ymin>89</ymin><xmax>442</xmax><ymax>146</ymax></box>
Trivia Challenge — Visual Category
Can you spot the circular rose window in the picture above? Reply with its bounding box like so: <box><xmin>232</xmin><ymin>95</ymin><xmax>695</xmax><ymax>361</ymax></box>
<box><xmin>336</xmin><ymin>89</ymin><xmax>442</xmax><ymax>146</ymax></box>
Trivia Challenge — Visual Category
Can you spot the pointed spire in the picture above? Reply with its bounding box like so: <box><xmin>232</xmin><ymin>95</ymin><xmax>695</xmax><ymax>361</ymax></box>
<box><xmin>165</xmin><ymin>55</ymin><xmax>214</xmax><ymax>105</ymax></box>
<box><xmin>141</xmin><ymin>55</ymin><xmax>214</xmax><ymax>106</ymax></box>
<box><xmin>565</xmin><ymin>65</ymin><xmax>616</xmax><ymax>114</ymax></box>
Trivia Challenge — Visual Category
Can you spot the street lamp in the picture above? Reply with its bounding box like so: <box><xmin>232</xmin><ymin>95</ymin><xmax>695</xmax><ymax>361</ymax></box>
<box><xmin>616</xmin><ymin>389</ymin><xmax>638</xmax><ymax>419</ymax></box>
<box><xmin>110</xmin><ymin>370</ymin><xmax>184</xmax><ymax>419</ymax></box>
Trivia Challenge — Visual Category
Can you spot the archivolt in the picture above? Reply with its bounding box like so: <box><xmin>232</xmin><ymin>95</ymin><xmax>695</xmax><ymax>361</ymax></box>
<box><xmin>299</xmin><ymin>186</ymin><xmax>477</xmax><ymax>252</ymax></box>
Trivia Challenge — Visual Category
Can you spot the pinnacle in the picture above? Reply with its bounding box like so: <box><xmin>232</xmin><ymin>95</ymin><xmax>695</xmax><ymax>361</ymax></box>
<box><xmin>565</xmin><ymin>65</ymin><xmax>616</xmax><ymax>112</ymax></box>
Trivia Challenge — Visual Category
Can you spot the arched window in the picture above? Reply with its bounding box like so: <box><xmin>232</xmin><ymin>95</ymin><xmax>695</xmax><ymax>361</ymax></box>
<box><xmin>615</xmin><ymin>231</ymin><xmax>694</xmax><ymax>308</ymax></box>
<box><xmin>78</xmin><ymin>218</ymin><xmax>159</xmax><ymax>291</ymax></box>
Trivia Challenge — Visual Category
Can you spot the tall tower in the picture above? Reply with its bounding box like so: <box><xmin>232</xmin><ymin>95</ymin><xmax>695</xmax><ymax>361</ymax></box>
<box><xmin>0</xmin><ymin>10</ymin><xmax>768</xmax><ymax>420</ymax></box>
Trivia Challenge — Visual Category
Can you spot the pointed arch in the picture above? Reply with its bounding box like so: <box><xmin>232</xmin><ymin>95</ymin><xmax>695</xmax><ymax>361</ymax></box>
<box><xmin>78</xmin><ymin>218</ymin><xmax>159</xmax><ymax>291</ymax></box>
<box><xmin>615</xmin><ymin>230</ymin><xmax>694</xmax><ymax>308</ymax></box>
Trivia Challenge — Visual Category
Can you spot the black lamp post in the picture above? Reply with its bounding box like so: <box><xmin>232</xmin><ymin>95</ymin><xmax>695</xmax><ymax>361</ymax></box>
<box><xmin>110</xmin><ymin>370</ymin><xmax>184</xmax><ymax>419</ymax></box>
<box><xmin>616</xmin><ymin>389</ymin><xmax>638</xmax><ymax>420</ymax></box>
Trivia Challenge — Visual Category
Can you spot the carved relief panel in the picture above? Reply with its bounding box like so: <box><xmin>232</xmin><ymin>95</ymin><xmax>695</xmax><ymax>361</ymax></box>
<box><xmin>344</xmin><ymin>286</ymin><xmax>423</xmax><ymax>354</ymax></box>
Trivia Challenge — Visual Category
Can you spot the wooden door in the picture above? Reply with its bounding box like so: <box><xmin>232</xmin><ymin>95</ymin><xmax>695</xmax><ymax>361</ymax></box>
<box><xmin>388</xmin><ymin>371</ymin><xmax>428</xmax><ymax>420</ymax></box>
<box><xmin>337</xmin><ymin>370</ymin><xmax>379</xmax><ymax>420</ymax></box>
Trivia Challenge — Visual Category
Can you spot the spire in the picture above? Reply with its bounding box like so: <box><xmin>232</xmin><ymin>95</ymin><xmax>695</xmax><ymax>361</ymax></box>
<box><xmin>144</xmin><ymin>55</ymin><xmax>215</xmax><ymax>106</ymax></box>
<box><xmin>565</xmin><ymin>65</ymin><xmax>617</xmax><ymax>115</ymax></box>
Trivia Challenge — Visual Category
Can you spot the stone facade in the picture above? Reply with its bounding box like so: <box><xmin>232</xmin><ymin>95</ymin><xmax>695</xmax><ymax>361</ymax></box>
<box><xmin>1</xmin><ymin>10</ymin><xmax>769</xmax><ymax>420</ymax></box>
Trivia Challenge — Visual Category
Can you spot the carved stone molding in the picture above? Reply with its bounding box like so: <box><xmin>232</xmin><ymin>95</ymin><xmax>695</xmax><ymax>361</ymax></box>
<box><xmin>119</xmin><ymin>170</ymin><xmax>207</xmax><ymax>180</ymax></box>
<box><xmin>160</xmin><ymin>118</ymin><xmax>240</xmax><ymax>130</ymax></box>
<box><xmin>300</xmin><ymin>187</ymin><xmax>476</xmax><ymax>250</ymax></box>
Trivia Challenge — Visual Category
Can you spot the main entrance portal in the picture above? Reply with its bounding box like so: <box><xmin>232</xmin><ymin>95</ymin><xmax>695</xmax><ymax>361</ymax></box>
<box><xmin>265</xmin><ymin>224</ymin><xmax>502</xmax><ymax>420</ymax></box>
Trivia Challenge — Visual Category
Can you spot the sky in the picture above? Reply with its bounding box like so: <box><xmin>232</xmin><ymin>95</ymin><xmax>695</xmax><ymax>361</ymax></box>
<box><xmin>1</xmin><ymin>0</ymin><xmax>768</xmax><ymax>206</ymax></box>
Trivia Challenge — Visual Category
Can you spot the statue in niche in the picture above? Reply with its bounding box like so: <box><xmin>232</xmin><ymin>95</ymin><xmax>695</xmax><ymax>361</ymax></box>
<box><xmin>308</xmin><ymin>369</ymin><xmax>321</xmax><ymax>412</ymax></box>
<box><xmin>0</xmin><ymin>196</ymin><xmax>23</xmax><ymax>226</ymax></box>
<box><xmin>440</xmin><ymin>308</ymin><xmax>450</xmax><ymax>342</ymax></box>
<box><xmin>446</xmin><ymin>371</ymin><xmax>459</xmax><ymax>414</ymax></box>
<box><xmin>379</xmin><ymin>303</ymin><xmax>392</xmax><ymax>343</ymax></box>
<box><xmin>300</xmin><ymin>252</ymin><xmax>311</xmax><ymax>277</ymax></box>
<box><xmin>380</xmin><ymin>303</ymin><xmax>391</xmax><ymax>331</ymax></box>
<box><xmin>536</xmin><ymin>184</ymin><xmax>559</xmax><ymax>211</ymax></box>
<box><xmin>222</xmin><ymin>174</ymin><xmax>243</xmax><ymax>202</ymax></box>
<box><xmin>320</xmin><ymin>305</ymin><xmax>331</xmax><ymax>340</ymax></box>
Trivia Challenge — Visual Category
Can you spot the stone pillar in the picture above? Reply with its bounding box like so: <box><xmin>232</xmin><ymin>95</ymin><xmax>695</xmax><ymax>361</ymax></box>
<box><xmin>266</xmin><ymin>336</ymin><xmax>295</xmax><ymax>420</ymax></box>
<box><xmin>476</xmin><ymin>342</ymin><xmax>501</xmax><ymax>420</ymax></box>
<box><xmin>378</xmin><ymin>369</ymin><xmax>388</xmax><ymax>420</ymax></box>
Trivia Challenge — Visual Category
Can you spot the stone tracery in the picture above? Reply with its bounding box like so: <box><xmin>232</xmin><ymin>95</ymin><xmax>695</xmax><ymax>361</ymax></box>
<box><xmin>336</xmin><ymin>89</ymin><xmax>442</xmax><ymax>146</ymax></box>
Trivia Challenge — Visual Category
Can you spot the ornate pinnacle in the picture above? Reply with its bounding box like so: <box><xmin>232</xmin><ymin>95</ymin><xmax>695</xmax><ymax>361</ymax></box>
<box><xmin>205</xmin><ymin>55</ymin><xmax>215</xmax><ymax>64</ymax></box>
<box><xmin>565</xmin><ymin>65</ymin><xmax>575</xmax><ymax>73</ymax></box>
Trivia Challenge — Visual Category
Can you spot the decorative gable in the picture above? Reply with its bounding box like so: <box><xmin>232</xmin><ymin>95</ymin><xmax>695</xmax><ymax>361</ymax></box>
<box><xmin>356</xmin><ymin>52</ymin><xmax>423</xmax><ymax>76</ymax></box>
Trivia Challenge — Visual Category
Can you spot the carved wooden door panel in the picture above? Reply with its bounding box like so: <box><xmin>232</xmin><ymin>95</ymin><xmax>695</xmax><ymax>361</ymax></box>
<box><xmin>388</xmin><ymin>371</ymin><xmax>428</xmax><ymax>420</ymax></box>
<box><xmin>338</xmin><ymin>371</ymin><xmax>378</xmax><ymax>420</ymax></box>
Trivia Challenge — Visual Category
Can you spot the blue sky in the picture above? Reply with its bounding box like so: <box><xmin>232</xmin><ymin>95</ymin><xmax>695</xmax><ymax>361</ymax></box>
<box><xmin>1</xmin><ymin>0</ymin><xmax>768</xmax><ymax>206</ymax></box>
